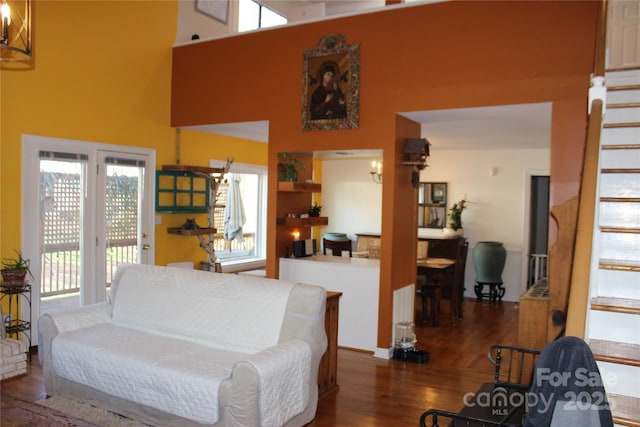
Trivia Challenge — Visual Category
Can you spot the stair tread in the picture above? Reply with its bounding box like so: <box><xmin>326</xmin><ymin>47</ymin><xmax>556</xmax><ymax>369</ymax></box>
<box><xmin>602</xmin><ymin>144</ymin><xmax>640</xmax><ymax>150</ymax></box>
<box><xmin>601</xmin><ymin>168</ymin><xmax>640</xmax><ymax>173</ymax></box>
<box><xmin>604</xmin><ymin>122</ymin><xmax>640</xmax><ymax>128</ymax></box>
<box><xmin>608</xmin><ymin>102</ymin><xmax>640</xmax><ymax>108</ymax></box>
<box><xmin>591</xmin><ymin>296</ymin><xmax>640</xmax><ymax>314</ymax></box>
<box><xmin>606</xmin><ymin>65</ymin><xmax>640</xmax><ymax>72</ymax></box>
<box><xmin>600</xmin><ymin>197</ymin><xmax>640</xmax><ymax>203</ymax></box>
<box><xmin>608</xmin><ymin>84</ymin><xmax>640</xmax><ymax>92</ymax></box>
<box><xmin>590</xmin><ymin>339</ymin><xmax>640</xmax><ymax>366</ymax></box>
<box><xmin>600</xmin><ymin>259</ymin><xmax>640</xmax><ymax>271</ymax></box>
<box><xmin>601</xmin><ymin>227</ymin><xmax>640</xmax><ymax>234</ymax></box>
<box><xmin>608</xmin><ymin>393</ymin><xmax>640</xmax><ymax>427</ymax></box>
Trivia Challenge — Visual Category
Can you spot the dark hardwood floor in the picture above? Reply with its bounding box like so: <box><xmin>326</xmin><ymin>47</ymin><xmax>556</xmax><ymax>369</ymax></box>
<box><xmin>1</xmin><ymin>298</ymin><xmax>520</xmax><ymax>426</ymax></box>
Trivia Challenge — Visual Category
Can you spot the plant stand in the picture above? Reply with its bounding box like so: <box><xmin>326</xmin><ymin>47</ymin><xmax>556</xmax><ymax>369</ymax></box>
<box><xmin>474</xmin><ymin>281</ymin><xmax>506</xmax><ymax>302</ymax></box>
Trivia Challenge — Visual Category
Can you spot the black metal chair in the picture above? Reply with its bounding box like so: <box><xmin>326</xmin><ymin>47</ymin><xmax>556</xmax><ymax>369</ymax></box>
<box><xmin>420</xmin><ymin>344</ymin><xmax>541</xmax><ymax>427</ymax></box>
<box><xmin>421</xmin><ymin>337</ymin><xmax>615</xmax><ymax>427</ymax></box>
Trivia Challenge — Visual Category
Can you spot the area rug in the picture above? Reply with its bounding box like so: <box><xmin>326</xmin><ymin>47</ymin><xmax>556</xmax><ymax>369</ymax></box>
<box><xmin>36</xmin><ymin>396</ymin><xmax>149</xmax><ymax>427</ymax></box>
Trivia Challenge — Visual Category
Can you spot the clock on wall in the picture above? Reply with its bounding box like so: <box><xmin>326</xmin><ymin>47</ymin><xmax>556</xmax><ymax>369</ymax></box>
<box><xmin>195</xmin><ymin>0</ymin><xmax>229</xmax><ymax>24</ymax></box>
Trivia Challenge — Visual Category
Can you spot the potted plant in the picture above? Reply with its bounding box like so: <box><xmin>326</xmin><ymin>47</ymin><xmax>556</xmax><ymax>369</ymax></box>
<box><xmin>308</xmin><ymin>202</ymin><xmax>322</xmax><ymax>217</ymax></box>
<box><xmin>1</xmin><ymin>250</ymin><xmax>34</xmax><ymax>283</ymax></box>
<box><xmin>278</xmin><ymin>152</ymin><xmax>305</xmax><ymax>182</ymax></box>
<box><xmin>445</xmin><ymin>199</ymin><xmax>468</xmax><ymax>235</ymax></box>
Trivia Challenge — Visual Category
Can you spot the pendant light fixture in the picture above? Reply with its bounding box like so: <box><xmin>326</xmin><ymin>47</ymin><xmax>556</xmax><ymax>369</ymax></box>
<box><xmin>1</xmin><ymin>0</ymin><xmax>32</xmax><ymax>63</ymax></box>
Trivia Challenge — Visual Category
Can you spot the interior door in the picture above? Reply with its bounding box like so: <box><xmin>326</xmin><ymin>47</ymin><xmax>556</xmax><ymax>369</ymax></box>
<box><xmin>607</xmin><ymin>0</ymin><xmax>640</xmax><ymax>69</ymax></box>
<box><xmin>527</xmin><ymin>175</ymin><xmax>550</xmax><ymax>286</ymax></box>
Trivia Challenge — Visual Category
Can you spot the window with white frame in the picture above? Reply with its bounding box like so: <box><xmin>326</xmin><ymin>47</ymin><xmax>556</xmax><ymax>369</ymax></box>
<box><xmin>238</xmin><ymin>0</ymin><xmax>287</xmax><ymax>32</ymax></box>
<box><xmin>210</xmin><ymin>161</ymin><xmax>267</xmax><ymax>272</ymax></box>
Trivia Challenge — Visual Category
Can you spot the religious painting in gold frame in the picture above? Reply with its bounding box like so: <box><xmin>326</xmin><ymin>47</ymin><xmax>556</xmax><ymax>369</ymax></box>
<box><xmin>301</xmin><ymin>34</ymin><xmax>360</xmax><ymax>131</ymax></box>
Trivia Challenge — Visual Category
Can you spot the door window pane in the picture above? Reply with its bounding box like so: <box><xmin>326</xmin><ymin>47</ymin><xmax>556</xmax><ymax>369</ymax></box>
<box><xmin>39</xmin><ymin>157</ymin><xmax>86</xmax><ymax>304</ymax></box>
<box><xmin>104</xmin><ymin>161</ymin><xmax>143</xmax><ymax>285</ymax></box>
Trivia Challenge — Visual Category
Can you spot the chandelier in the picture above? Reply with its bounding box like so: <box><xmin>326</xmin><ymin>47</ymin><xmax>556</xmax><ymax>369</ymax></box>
<box><xmin>1</xmin><ymin>0</ymin><xmax>31</xmax><ymax>63</ymax></box>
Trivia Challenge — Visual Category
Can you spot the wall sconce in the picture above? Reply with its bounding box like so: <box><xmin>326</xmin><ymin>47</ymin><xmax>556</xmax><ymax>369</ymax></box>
<box><xmin>1</xmin><ymin>0</ymin><xmax>32</xmax><ymax>63</ymax></box>
<box><xmin>370</xmin><ymin>160</ymin><xmax>383</xmax><ymax>184</ymax></box>
<box><xmin>403</xmin><ymin>138</ymin><xmax>431</xmax><ymax>187</ymax></box>
<box><xmin>291</xmin><ymin>231</ymin><xmax>300</xmax><ymax>241</ymax></box>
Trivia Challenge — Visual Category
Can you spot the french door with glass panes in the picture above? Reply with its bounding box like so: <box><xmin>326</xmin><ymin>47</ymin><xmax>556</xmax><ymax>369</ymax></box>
<box><xmin>21</xmin><ymin>135</ymin><xmax>155</xmax><ymax>341</ymax></box>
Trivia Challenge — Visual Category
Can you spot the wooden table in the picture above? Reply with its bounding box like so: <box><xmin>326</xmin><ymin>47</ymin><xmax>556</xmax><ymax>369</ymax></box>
<box><xmin>417</xmin><ymin>257</ymin><xmax>456</xmax><ymax>326</ymax></box>
<box><xmin>417</xmin><ymin>257</ymin><xmax>455</xmax><ymax>269</ymax></box>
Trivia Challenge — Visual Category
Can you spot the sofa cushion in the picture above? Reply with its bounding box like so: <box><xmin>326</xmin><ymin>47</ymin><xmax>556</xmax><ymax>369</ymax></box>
<box><xmin>110</xmin><ymin>264</ymin><xmax>295</xmax><ymax>353</ymax></box>
<box><xmin>52</xmin><ymin>322</ymin><xmax>247</xmax><ymax>424</ymax></box>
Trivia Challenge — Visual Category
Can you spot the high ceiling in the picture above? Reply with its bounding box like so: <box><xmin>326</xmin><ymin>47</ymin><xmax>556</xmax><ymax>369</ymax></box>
<box><xmin>185</xmin><ymin>1</ymin><xmax>552</xmax><ymax>155</ymax></box>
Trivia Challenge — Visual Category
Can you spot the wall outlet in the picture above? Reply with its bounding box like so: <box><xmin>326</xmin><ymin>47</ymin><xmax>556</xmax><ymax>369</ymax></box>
<box><xmin>2</xmin><ymin>314</ymin><xmax>11</xmax><ymax>324</ymax></box>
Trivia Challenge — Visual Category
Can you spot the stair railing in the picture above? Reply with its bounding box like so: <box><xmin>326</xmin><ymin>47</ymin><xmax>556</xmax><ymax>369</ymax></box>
<box><xmin>565</xmin><ymin>0</ymin><xmax>608</xmax><ymax>338</ymax></box>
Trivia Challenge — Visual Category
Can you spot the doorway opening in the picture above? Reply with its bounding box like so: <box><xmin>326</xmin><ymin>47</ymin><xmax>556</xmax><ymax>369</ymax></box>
<box><xmin>528</xmin><ymin>175</ymin><xmax>550</xmax><ymax>286</ymax></box>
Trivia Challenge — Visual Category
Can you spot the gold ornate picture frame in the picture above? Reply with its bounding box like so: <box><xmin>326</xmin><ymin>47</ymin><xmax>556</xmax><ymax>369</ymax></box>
<box><xmin>302</xmin><ymin>35</ymin><xmax>360</xmax><ymax>131</ymax></box>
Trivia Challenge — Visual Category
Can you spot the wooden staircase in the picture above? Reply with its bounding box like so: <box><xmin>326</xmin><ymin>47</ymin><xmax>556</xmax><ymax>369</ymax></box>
<box><xmin>586</xmin><ymin>67</ymin><xmax>640</xmax><ymax>427</ymax></box>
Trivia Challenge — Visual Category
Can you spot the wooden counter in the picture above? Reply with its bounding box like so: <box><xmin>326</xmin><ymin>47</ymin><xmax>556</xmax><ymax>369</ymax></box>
<box><xmin>319</xmin><ymin>291</ymin><xmax>342</xmax><ymax>398</ymax></box>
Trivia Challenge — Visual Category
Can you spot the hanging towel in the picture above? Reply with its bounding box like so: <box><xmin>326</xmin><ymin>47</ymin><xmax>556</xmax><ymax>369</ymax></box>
<box><xmin>224</xmin><ymin>176</ymin><xmax>246</xmax><ymax>242</ymax></box>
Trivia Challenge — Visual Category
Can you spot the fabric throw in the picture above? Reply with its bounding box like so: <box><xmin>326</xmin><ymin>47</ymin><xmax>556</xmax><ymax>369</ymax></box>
<box><xmin>223</xmin><ymin>175</ymin><xmax>246</xmax><ymax>242</ymax></box>
<box><xmin>241</xmin><ymin>338</ymin><xmax>312</xmax><ymax>426</ymax></box>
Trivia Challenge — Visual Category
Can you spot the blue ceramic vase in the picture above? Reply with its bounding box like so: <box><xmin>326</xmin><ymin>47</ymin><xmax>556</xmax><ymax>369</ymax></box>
<box><xmin>472</xmin><ymin>241</ymin><xmax>506</xmax><ymax>283</ymax></box>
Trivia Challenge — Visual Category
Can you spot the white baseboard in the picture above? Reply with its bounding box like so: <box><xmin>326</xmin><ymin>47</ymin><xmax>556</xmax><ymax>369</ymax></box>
<box><xmin>373</xmin><ymin>347</ymin><xmax>393</xmax><ymax>359</ymax></box>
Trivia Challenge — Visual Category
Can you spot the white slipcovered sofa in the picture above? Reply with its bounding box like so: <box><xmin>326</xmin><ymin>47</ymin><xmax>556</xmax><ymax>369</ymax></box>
<box><xmin>38</xmin><ymin>263</ymin><xmax>327</xmax><ymax>427</ymax></box>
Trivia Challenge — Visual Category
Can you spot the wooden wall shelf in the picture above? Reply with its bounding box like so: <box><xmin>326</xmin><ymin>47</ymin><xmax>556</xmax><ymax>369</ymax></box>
<box><xmin>277</xmin><ymin>182</ymin><xmax>322</xmax><ymax>192</ymax></box>
<box><xmin>161</xmin><ymin>165</ymin><xmax>226</xmax><ymax>174</ymax></box>
<box><xmin>167</xmin><ymin>227</ymin><xmax>217</xmax><ymax>236</ymax></box>
<box><xmin>277</xmin><ymin>217</ymin><xmax>328</xmax><ymax>227</ymax></box>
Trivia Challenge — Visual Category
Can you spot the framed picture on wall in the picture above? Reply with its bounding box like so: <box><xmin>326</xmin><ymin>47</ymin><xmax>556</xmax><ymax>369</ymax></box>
<box><xmin>301</xmin><ymin>34</ymin><xmax>360</xmax><ymax>131</ymax></box>
<box><xmin>431</xmin><ymin>183</ymin><xmax>446</xmax><ymax>203</ymax></box>
<box><xmin>195</xmin><ymin>0</ymin><xmax>229</xmax><ymax>24</ymax></box>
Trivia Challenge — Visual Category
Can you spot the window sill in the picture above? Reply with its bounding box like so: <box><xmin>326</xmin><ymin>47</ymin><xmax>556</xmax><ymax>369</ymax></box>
<box><xmin>220</xmin><ymin>258</ymin><xmax>266</xmax><ymax>274</ymax></box>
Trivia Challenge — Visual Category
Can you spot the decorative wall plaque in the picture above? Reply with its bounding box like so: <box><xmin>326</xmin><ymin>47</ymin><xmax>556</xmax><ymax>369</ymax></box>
<box><xmin>302</xmin><ymin>35</ymin><xmax>360</xmax><ymax>131</ymax></box>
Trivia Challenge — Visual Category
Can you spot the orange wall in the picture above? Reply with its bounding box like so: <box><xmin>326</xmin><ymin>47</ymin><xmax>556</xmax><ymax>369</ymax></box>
<box><xmin>172</xmin><ymin>1</ymin><xmax>598</xmax><ymax>348</ymax></box>
<box><xmin>376</xmin><ymin>115</ymin><xmax>421</xmax><ymax>345</ymax></box>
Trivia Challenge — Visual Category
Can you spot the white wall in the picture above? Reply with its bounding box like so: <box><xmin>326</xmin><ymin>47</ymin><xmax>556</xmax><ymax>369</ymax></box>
<box><xmin>320</xmin><ymin>148</ymin><xmax>550</xmax><ymax>302</ymax></box>
<box><xmin>320</xmin><ymin>158</ymin><xmax>383</xmax><ymax>242</ymax></box>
